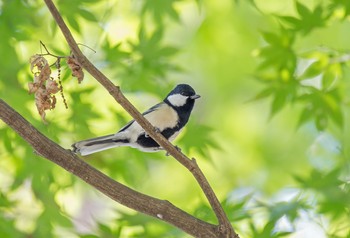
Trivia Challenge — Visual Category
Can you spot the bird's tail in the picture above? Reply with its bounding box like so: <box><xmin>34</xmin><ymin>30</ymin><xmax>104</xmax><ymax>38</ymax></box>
<box><xmin>72</xmin><ymin>134</ymin><xmax>129</xmax><ymax>156</ymax></box>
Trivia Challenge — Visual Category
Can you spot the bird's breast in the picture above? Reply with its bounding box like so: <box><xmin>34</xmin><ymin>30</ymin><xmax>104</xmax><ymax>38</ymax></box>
<box><xmin>144</xmin><ymin>103</ymin><xmax>179</xmax><ymax>130</ymax></box>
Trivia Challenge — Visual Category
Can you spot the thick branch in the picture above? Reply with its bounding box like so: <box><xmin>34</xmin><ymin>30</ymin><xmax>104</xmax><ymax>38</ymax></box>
<box><xmin>0</xmin><ymin>99</ymin><xmax>218</xmax><ymax>237</ymax></box>
<box><xmin>43</xmin><ymin>0</ymin><xmax>239</xmax><ymax>237</ymax></box>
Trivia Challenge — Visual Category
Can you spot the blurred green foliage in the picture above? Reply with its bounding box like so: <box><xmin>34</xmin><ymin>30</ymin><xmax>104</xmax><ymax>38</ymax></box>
<box><xmin>1</xmin><ymin>0</ymin><xmax>350</xmax><ymax>237</ymax></box>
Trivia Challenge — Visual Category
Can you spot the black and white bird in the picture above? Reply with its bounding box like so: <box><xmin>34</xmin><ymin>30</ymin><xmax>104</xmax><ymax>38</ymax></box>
<box><xmin>72</xmin><ymin>84</ymin><xmax>200</xmax><ymax>156</ymax></box>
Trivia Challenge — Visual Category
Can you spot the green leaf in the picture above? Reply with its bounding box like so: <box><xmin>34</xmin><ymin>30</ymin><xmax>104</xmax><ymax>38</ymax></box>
<box><xmin>142</xmin><ymin>0</ymin><xmax>181</xmax><ymax>24</ymax></box>
<box><xmin>267</xmin><ymin>200</ymin><xmax>308</xmax><ymax>222</ymax></box>
<box><xmin>148</xmin><ymin>28</ymin><xmax>163</xmax><ymax>46</ymax></box>
<box><xmin>278</xmin><ymin>3</ymin><xmax>328</xmax><ymax>34</ymax></box>
<box><xmin>1</xmin><ymin>128</ymin><xmax>13</xmax><ymax>152</ymax></box>
<box><xmin>279</xmin><ymin>16</ymin><xmax>301</xmax><ymax>28</ymax></box>
<box><xmin>271</xmin><ymin>93</ymin><xmax>287</xmax><ymax>116</ymax></box>
<box><xmin>300</xmin><ymin>60</ymin><xmax>326</xmax><ymax>80</ymax></box>
<box><xmin>0</xmin><ymin>192</ymin><xmax>14</xmax><ymax>208</ymax></box>
<box><xmin>0</xmin><ymin>215</ymin><xmax>24</xmax><ymax>238</ymax></box>
<box><xmin>296</xmin><ymin>2</ymin><xmax>312</xmax><ymax>17</ymax></box>
<box><xmin>322</xmin><ymin>69</ymin><xmax>335</xmax><ymax>90</ymax></box>
<box><xmin>222</xmin><ymin>195</ymin><xmax>252</xmax><ymax>222</ymax></box>
<box><xmin>261</xmin><ymin>31</ymin><xmax>280</xmax><ymax>45</ymax></box>
<box><xmin>79</xmin><ymin>9</ymin><xmax>97</xmax><ymax>22</ymax></box>
<box><xmin>158</xmin><ymin>46</ymin><xmax>179</xmax><ymax>57</ymax></box>
<box><xmin>193</xmin><ymin>204</ymin><xmax>216</xmax><ymax>223</ymax></box>
<box><xmin>315</xmin><ymin>112</ymin><xmax>328</xmax><ymax>130</ymax></box>
<box><xmin>276</xmin><ymin>232</ymin><xmax>294</xmax><ymax>237</ymax></box>
<box><xmin>295</xmin><ymin>167</ymin><xmax>350</xmax><ymax>219</ymax></box>
<box><xmin>322</xmin><ymin>63</ymin><xmax>341</xmax><ymax>90</ymax></box>
<box><xmin>330</xmin><ymin>0</ymin><xmax>350</xmax><ymax>18</ymax></box>
<box><xmin>99</xmin><ymin>223</ymin><xmax>113</xmax><ymax>234</ymax></box>
<box><xmin>257</xmin><ymin>28</ymin><xmax>296</xmax><ymax>72</ymax></box>
<box><xmin>179</xmin><ymin>122</ymin><xmax>219</xmax><ymax>159</ymax></box>
<box><xmin>297</xmin><ymin>107</ymin><xmax>313</xmax><ymax>128</ymax></box>
<box><xmin>323</xmin><ymin>91</ymin><xmax>343</xmax><ymax>127</ymax></box>
<box><xmin>66</xmin><ymin>15</ymin><xmax>81</xmax><ymax>32</ymax></box>
<box><xmin>251</xmin><ymin>88</ymin><xmax>274</xmax><ymax>101</ymax></box>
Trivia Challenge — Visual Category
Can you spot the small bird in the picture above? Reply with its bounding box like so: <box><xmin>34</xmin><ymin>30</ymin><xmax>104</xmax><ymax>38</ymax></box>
<box><xmin>72</xmin><ymin>84</ymin><xmax>200</xmax><ymax>156</ymax></box>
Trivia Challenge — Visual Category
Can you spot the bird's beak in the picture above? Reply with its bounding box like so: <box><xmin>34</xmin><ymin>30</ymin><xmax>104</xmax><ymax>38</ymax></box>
<box><xmin>190</xmin><ymin>94</ymin><xmax>201</xmax><ymax>100</ymax></box>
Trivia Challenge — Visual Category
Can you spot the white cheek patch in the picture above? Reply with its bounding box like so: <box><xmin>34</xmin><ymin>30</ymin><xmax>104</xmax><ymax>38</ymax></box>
<box><xmin>167</xmin><ymin>94</ymin><xmax>188</xmax><ymax>107</ymax></box>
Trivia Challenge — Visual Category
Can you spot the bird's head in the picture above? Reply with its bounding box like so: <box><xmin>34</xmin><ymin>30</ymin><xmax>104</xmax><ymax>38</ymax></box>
<box><xmin>165</xmin><ymin>84</ymin><xmax>200</xmax><ymax>108</ymax></box>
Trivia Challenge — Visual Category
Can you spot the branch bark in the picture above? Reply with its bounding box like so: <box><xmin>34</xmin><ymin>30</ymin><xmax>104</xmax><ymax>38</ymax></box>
<box><xmin>4</xmin><ymin>0</ymin><xmax>240</xmax><ymax>237</ymax></box>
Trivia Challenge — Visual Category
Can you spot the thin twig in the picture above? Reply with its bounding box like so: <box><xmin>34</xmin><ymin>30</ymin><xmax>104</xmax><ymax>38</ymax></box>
<box><xmin>77</xmin><ymin>43</ymin><xmax>97</xmax><ymax>54</ymax></box>
<box><xmin>39</xmin><ymin>40</ymin><xmax>67</xmax><ymax>59</ymax></box>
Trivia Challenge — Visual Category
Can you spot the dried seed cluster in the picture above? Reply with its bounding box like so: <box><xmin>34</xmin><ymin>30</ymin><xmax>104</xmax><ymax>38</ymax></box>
<box><xmin>29</xmin><ymin>47</ymin><xmax>84</xmax><ymax>123</ymax></box>
<box><xmin>67</xmin><ymin>55</ymin><xmax>84</xmax><ymax>84</ymax></box>
<box><xmin>29</xmin><ymin>55</ymin><xmax>59</xmax><ymax>123</ymax></box>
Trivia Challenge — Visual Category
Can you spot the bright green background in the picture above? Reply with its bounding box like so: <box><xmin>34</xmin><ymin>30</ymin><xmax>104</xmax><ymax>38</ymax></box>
<box><xmin>1</xmin><ymin>0</ymin><xmax>350</xmax><ymax>237</ymax></box>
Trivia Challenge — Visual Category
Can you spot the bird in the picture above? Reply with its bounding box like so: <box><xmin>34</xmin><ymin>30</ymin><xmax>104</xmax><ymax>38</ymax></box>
<box><xmin>72</xmin><ymin>84</ymin><xmax>200</xmax><ymax>156</ymax></box>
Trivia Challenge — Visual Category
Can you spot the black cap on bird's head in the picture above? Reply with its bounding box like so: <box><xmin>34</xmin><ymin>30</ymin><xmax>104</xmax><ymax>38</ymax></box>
<box><xmin>169</xmin><ymin>84</ymin><xmax>197</xmax><ymax>96</ymax></box>
<box><xmin>165</xmin><ymin>84</ymin><xmax>200</xmax><ymax>108</ymax></box>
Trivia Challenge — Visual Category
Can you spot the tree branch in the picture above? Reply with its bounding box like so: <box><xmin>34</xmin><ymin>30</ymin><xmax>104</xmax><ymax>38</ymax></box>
<box><xmin>0</xmin><ymin>99</ymin><xmax>218</xmax><ymax>237</ymax></box>
<box><xmin>40</xmin><ymin>0</ymin><xmax>239</xmax><ymax>237</ymax></box>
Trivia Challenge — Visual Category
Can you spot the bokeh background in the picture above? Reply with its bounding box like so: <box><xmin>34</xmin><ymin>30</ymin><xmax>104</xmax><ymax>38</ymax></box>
<box><xmin>1</xmin><ymin>0</ymin><xmax>350</xmax><ymax>237</ymax></box>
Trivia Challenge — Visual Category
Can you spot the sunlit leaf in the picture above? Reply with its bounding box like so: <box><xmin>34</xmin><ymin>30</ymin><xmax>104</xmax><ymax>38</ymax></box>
<box><xmin>257</xmin><ymin>29</ymin><xmax>296</xmax><ymax>72</ymax></box>
<box><xmin>270</xmin><ymin>93</ymin><xmax>287</xmax><ymax>116</ymax></box>
<box><xmin>0</xmin><ymin>215</ymin><xmax>24</xmax><ymax>238</ymax></box>
<box><xmin>322</xmin><ymin>63</ymin><xmax>341</xmax><ymax>90</ymax></box>
<box><xmin>329</xmin><ymin>0</ymin><xmax>350</xmax><ymax>18</ymax></box>
<box><xmin>297</xmin><ymin>107</ymin><xmax>313</xmax><ymax>128</ymax></box>
<box><xmin>79</xmin><ymin>8</ymin><xmax>97</xmax><ymax>22</ymax></box>
<box><xmin>193</xmin><ymin>204</ymin><xmax>216</xmax><ymax>223</ymax></box>
<box><xmin>300</xmin><ymin>60</ymin><xmax>327</xmax><ymax>80</ymax></box>
<box><xmin>278</xmin><ymin>2</ymin><xmax>328</xmax><ymax>34</ymax></box>
<box><xmin>222</xmin><ymin>194</ymin><xmax>252</xmax><ymax>222</ymax></box>
<box><xmin>141</xmin><ymin>0</ymin><xmax>181</xmax><ymax>24</ymax></box>
<box><xmin>279</xmin><ymin>16</ymin><xmax>301</xmax><ymax>28</ymax></box>
<box><xmin>261</xmin><ymin>31</ymin><xmax>280</xmax><ymax>45</ymax></box>
<box><xmin>296</xmin><ymin>1</ymin><xmax>311</xmax><ymax>17</ymax></box>
<box><xmin>66</xmin><ymin>15</ymin><xmax>81</xmax><ymax>32</ymax></box>
<box><xmin>251</xmin><ymin>88</ymin><xmax>274</xmax><ymax>101</ymax></box>
<box><xmin>178</xmin><ymin>122</ymin><xmax>219</xmax><ymax>159</ymax></box>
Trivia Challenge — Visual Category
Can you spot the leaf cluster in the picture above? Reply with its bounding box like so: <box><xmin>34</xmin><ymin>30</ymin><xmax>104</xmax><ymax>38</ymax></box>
<box><xmin>253</xmin><ymin>1</ymin><xmax>350</xmax><ymax>131</ymax></box>
<box><xmin>249</xmin><ymin>1</ymin><xmax>350</xmax><ymax>237</ymax></box>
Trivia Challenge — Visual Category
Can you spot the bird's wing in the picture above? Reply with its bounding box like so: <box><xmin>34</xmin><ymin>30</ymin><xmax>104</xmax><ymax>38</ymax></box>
<box><xmin>117</xmin><ymin>102</ymin><xmax>164</xmax><ymax>133</ymax></box>
<box><xmin>142</xmin><ymin>102</ymin><xmax>165</xmax><ymax>115</ymax></box>
<box><xmin>116</xmin><ymin>102</ymin><xmax>179</xmax><ymax>143</ymax></box>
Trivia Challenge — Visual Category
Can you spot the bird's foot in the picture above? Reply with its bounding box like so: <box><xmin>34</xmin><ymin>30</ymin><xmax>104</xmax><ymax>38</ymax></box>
<box><xmin>165</xmin><ymin>145</ymin><xmax>181</xmax><ymax>156</ymax></box>
<box><xmin>175</xmin><ymin>145</ymin><xmax>182</xmax><ymax>152</ymax></box>
<box><xmin>145</xmin><ymin>127</ymin><xmax>161</xmax><ymax>138</ymax></box>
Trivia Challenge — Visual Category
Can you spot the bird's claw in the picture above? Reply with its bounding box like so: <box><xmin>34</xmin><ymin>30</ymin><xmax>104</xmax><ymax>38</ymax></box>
<box><xmin>175</xmin><ymin>145</ymin><xmax>181</xmax><ymax>152</ymax></box>
<box><xmin>165</xmin><ymin>145</ymin><xmax>181</xmax><ymax>156</ymax></box>
<box><xmin>145</xmin><ymin>127</ymin><xmax>160</xmax><ymax>138</ymax></box>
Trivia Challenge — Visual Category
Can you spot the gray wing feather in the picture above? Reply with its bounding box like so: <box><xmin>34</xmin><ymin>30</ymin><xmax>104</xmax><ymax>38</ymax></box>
<box><xmin>118</xmin><ymin>102</ymin><xmax>164</xmax><ymax>132</ymax></box>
